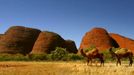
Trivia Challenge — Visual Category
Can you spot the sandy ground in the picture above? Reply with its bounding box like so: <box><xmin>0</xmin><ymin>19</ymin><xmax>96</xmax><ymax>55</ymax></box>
<box><xmin>0</xmin><ymin>61</ymin><xmax>133</xmax><ymax>75</ymax></box>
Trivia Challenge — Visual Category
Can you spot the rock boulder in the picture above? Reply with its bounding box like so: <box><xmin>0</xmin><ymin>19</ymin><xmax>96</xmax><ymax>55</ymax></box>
<box><xmin>79</xmin><ymin>27</ymin><xmax>119</xmax><ymax>50</ymax></box>
<box><xmin>0</xmin><ymin>26</ymin><xmax>41</xmax><ymax>54</ymax></box>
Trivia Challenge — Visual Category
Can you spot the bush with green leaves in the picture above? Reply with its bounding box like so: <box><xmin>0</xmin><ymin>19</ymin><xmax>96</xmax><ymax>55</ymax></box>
<box><xmin>28</xmin><ymin>54</ymin><xmax>47</xmax><ymax>61</ymax></box>
<box><xmin>67</xmin><ymin>53</ymin><xmax>84</xmax><ymax>61</ymax></box>
<box><xmin>0</xmin><ymin>47</ymin><xmax>84</xmax><ymax>61</ymax></box>
<box><xmin>0</xmin><ymin>53</ymin><xmax>29</xmax><ymax>61</ymax></box>
<box><xmin>51</xmin><ymin>47</ymin><xmax>68</xmax><ymax>60</ymax></box>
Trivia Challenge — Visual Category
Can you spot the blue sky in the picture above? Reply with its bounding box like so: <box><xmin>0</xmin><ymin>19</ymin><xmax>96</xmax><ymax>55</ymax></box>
<box><xmin>0</xmin><ymin>0</ymin><xmax>134</xmax><ymax>48</ymax></box>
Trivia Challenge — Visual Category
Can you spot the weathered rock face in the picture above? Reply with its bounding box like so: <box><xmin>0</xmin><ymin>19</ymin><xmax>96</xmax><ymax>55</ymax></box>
<box><xmin>0</xmin><ymin>26</ymin><xmax>41</xmax><ymax>54</ymax></box>
<box><xmin>31</xmin><ymin>31</ymin><xmax>65</xmax><ymax>54</ymax></box>
<box><xmin>79</xmin><ymin>27</ymin><xmax>119</xmax><ymax>50</ymax></box>
<box><xmin>31</xmin><ymin>31</ymin><xmax>78</xmax><ymax>54</ymax></box>
<box><xmin>110</xmin><ymin>33</ymin><xmax>134</xmax><ymax>53</ymax></box>
<box><xmin>65</xmin><ymin>40</ymin><xmax>78</xmax><ymax>53</ymax></box>
<box><xmin>0</xmin><ymin>34</ymin><xmax>3</xmax><ymax>39</ymax></box>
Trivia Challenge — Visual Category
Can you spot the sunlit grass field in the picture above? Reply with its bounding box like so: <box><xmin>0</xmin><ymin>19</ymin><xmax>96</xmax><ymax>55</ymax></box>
<box><xmin>0</xmin><ymin>61</ymin><xmax>133</xmax><ymax>75</ymax></box>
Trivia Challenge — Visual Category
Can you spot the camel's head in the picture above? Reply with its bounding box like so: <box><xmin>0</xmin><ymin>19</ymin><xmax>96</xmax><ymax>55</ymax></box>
<box><xmin>80</xmin><ymin>48</ymin><xmax>87</xmax><ymax>57</ymax></box>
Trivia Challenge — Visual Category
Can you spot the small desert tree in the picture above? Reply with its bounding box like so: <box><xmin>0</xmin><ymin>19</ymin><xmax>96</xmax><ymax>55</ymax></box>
<box><xmin>51</xmin><ymin>47</ymin><xmax>68</xmax><ymax>60</ymax></box>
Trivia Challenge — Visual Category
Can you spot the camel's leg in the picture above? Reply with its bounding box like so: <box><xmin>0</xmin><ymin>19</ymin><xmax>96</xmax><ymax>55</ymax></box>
<box><xmin>87</xmin><ymin>58</ymin><xmax>90</xmax><ymax>65</ymax></box>
<box><xmin>99</xmin><ymin>59</ymin><xmax>103</xmax><ymax>66</ymax></box>
<box><xmin>129</xmin><ymin>59</ymin><xmax>133</xmax><ymax>66</ymax></box>
<box><xmin>100</xmin><ymin>61</ymin><xmax>102</xmax><ymax>66</ymax></box>
<box><xmin>129</xmin><ymin>56</ymin><xmax>133</xmax><ymax>66</ymax></box>
<box><xmin>116</xmin><ymin>59</ymin><xmax>118</xmax><ymax>66</ymax></box>
<box><xmin>101</xmin><ymin>59</ymin><xmax>104</xmax><ymax>66</ymax></box>
<box><xmin>90</xmin><ymin>59</ymin><xmax>92</xmax><ymax>66</ymax></box>
<box><xmin>118</xmin><ymin>58</ymin><xmax>121</xmax><ymax>66</ymax></box>
<box><xmin>116</xmin><ymin>58</ymin><xmax>121</xmax><ymax>66</ymax></box>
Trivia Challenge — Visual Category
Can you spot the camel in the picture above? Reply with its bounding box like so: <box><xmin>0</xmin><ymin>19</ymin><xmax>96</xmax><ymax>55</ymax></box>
<box><xmin>109</xmin><ymin>48</ymin><xmax>133</xmax><ymax>66</ymax></box>
<box><xmin>80</xmin><ymin>48</ymin><xmax>104</xmax><ymax>66</ymax></box>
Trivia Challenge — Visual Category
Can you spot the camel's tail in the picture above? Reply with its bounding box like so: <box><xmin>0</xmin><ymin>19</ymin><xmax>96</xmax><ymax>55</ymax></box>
<box><xmin>80</xmin><ymin>49</ymin><xmax>87</xmax><ymax>57</ymax></box>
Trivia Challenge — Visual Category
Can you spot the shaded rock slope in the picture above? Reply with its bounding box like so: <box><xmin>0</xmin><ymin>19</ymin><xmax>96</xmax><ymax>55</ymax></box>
<box><xmin>0</xmin><ymin>26</ymin><xmax>78</xmax><ymax>54</ymax></box>
<box><xmin>0</xmin><ymin>26</ymin><xmax>41</xmax><ymax>54</ymax></box>
<box><xmin>110</xmin><ymin>33</ymin><xmax>134</xmax><ymax>53</ymax></box>
<box><xmin>31</xmin><ymin>31</ymin><xmax>77</xmax><ymax>54</ymax></box>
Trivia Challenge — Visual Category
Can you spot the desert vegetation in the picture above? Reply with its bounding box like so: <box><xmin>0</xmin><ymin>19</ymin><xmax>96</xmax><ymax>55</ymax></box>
<box><xmin>0</xmin><ymin>47</ymin><xmax>131</xmax><ymax>63</ymax></box>
<box><xmin>0</xmin><ymin>47</ymin><xmax>83</xmax><ymax>61</ymax></box>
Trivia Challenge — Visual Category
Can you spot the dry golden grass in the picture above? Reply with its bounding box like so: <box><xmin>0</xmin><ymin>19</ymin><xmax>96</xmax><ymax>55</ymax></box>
<box><xmin>0</xmin><ymin>61</ymin><xmax>133</xmax><ymax>75</ymax></box>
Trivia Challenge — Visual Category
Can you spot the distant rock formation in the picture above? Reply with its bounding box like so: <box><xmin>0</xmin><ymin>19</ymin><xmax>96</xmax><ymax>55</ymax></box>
<box><xmin>110</xmin><ymin>33</ymin><xmax>134</xmax><ymax>53</ymax></box>
<box><xmin>79</xmin><ymin>27</ymin><xmax>119</xmax><ymax>50</ymax></box>
<box><xmin>31</xmin><ymin>31</ymin><xmax>78</xmax><ymax>54</ymax></box>
<box><xmin>31</xmin><ymin>31</ymin><xmax>65</xmax><ymax>54</ymax></box>
<box><xmin>2</xmin><ymin>26</ymin><xmax>134</xmax><ymax>54</ymax></box>
<box><xmin>65</xmin><ymin>40</ymin><xmax>78</xmax><ymax>53</ymax></box>
<box><xmin>0</xmin><ymin>26</ymin><xmax>41</xmax><ymax>54</ymax></box>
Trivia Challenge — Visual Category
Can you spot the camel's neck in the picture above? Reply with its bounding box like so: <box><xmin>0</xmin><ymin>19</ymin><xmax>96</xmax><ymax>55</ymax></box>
<box><xmin>80</xmin><ymin>49</ymin><xmax>87</xmax><ymax>57</ymax></box>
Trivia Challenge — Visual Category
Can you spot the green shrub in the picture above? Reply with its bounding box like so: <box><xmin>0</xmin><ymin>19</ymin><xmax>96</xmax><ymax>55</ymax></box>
<box><xmin>0</xmin><ymin>53</ymin><xmax>29</xmax><ymax>61</ymax></box>
<box><xmin>28</xmin><ymin>54</ymin><xmax>47</xmax><ymax>61</ymax></box>
<box><xmin>67</xmin><ymin>54</ymin><xmax>84</xmax><ymax>61</ymax></box>
<box><xmin>0</xmin><ymin>47</ymin><xmax>85</xmax><ymax>61</ymax></box>
<box><xmin>51</xmin><ymin>47</ymin><xmax>68</xmax><ymax>60</ymax></box>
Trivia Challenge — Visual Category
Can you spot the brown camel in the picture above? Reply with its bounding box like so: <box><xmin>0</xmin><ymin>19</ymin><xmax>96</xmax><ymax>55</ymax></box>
<box><xmin>109</xmin><ymin>48</ymin><xmax>133</xmax><ymax>66</ymax></box>
<box><xmin>80</xmin><ymin>48</ymin><xmax>104</xmax><ymax>66</ymax></box>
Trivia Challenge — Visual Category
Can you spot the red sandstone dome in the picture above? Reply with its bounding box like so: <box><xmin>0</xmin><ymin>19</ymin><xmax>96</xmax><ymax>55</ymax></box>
<box><xmin>0</xmin><ymin>26</ymin><xmax>41</xmax><ymax>54</ymax></box>
<box><xmin>31</xmin><ymin>31</ymin><xmax>65</xmax><ymax>54</ymax></box>
<box><xmin>110</xmin><ymin>33</ymin><xmax>134</xmax><ymax>53</ymax></box>
<box><xmin>31</xmin><ymin>31</ymin><xmax>78</xmax><ymax>54</ymax></box>
<box><xmin>79</xmin><ymin>27</ymin><xmax>119</xmax><ymax>50</ymax></box>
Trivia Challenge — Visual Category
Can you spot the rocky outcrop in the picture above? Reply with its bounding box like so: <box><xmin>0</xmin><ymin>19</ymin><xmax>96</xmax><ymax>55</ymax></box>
<box><xmin>0</xmin><ymin>26</ymin><xmax>41</xmax><ymax>54</ymax></box>
<box><xmin>31</xmin><ymin>31</ymin><xmax>65</xmax><ymax>54</ymax></box>
<box><xmin>79</xmin><ymin>27</ymin><xmax>119</xmax><ymax>50</ymax></box>
<box><xmin>0</xmin><ymin>26</ymin><xmax>78</xmax><ymax>54</ymax></box>
<box><xmin>65</xmin><ymin>40</ymin><xmax>78</xmax><ymax>53</ymax></box>
<box><xmin>31</xmin><ymin>31</ymin><xmax>78</xmax><ymax>54</ymax></box>
<box><xmin>110</xmin><ymin>33</ymin><xmax>134</xmax><ymax>53</ymax></box>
